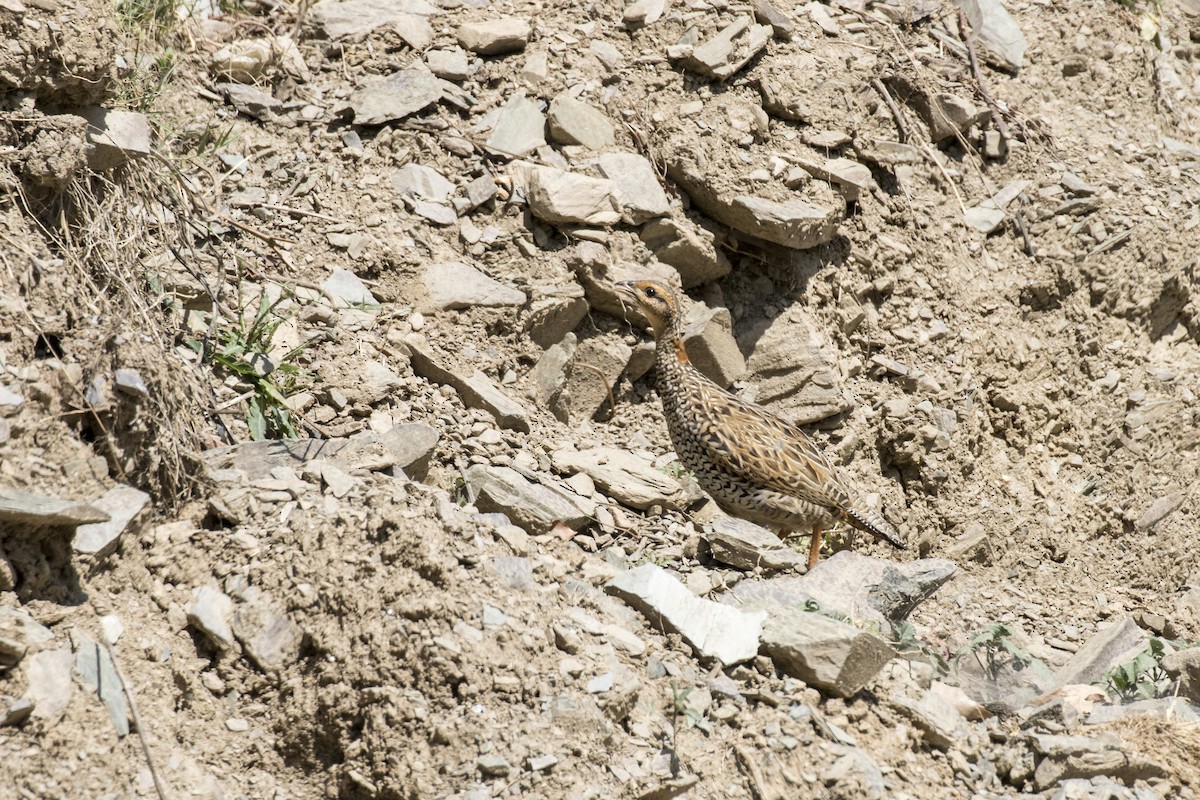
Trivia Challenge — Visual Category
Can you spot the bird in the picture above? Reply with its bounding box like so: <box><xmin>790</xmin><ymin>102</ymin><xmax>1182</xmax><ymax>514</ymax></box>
<box><xmin>615</xmin><ymin>278</ymin><xmax>905</xmax><ymax>569</ymax></box>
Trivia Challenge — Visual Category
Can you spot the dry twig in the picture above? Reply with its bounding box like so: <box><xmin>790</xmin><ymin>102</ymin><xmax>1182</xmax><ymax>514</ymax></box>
<box><xmin>105</xmin><ymin>643</ymin><xmax>171</xmax><ymax>800</ymax></box>
<box><xmin>956</xmin><ymin>10</ymin><xmax>1012</xmax><ymax>142</ymax></box>
<box><xmin>870</xmin><ymin>77</ymin><xmax>909</xmax><ymax>142</ymax></box>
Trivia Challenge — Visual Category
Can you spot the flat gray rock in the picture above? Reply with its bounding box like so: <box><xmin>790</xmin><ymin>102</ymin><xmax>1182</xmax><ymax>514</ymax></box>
<box><xmin>74</xmin><ymin>634</ymin><xmax>129</xmax><ymax>736</ymax></box>
<box><xmin>729</xmin><ymin>551</ymin><xmax>956</xmax><ymax>630</ymax></box>
<box><xmin>113</xmin><ymin>368</ymin><xmax>149</xmax><ymax>398</ymax></box>
<box><xmin>1053</xmin><ymin>617</ymin><xmax>1148</xmax><ymax>688</ymax></box>
<box><xmin>216</xmin><ymin>83</ymin><xmax>282</xmax><ymax>120</ymax></box>
<box><xmin>957</xmin><ymin>0</ymin><xmax>1027</xmax><ymax>72</ymax></box>
<box><xmin>668</xmin><ymin>158</ymin><xmax>838</xmax><ymax>249</ymax></box>
<box><xmin>891</xmin><ymin>689</ymin><xmax>968</xmax><ymax>749</ymax></box>
<box><xmin>427</xmin><ymin>47</ymin><xmax>470</xmax><ymax>81</ymax></box>
<box><xmin>606</xmin><ymin>563</ymin><xmax>765</xmax><ymax>665</ymax></box>
<box><xmin>464</xmin><ymin>464</ymin><xmax>590</xmax><ymax>535</ymax></box>
<box><xmin>486</xmin><ymin>93</ymin><xmax>545</xmax><ymax>158</ymax></box>
<box><xmin>548</xmin><ymin>95</ymin><xmax>615</xmax><ymax>150</ymax></box>
<box><xmin>422</xmin><ymin>261</ymin><xmax>526</xmax><ymax>310</ymax></box>
<box><xmin>744</xmin><ymin>309</ymin><xmax>851</xmax><ymax>423</ymax></box>
<box><xmin>546</xmin><ymin>333</ymin><xmax>631</xmax><ymax>425</ymax></box>
<box><xmin>84</xmin><ymin>108</ymin><xmax>151</xmax><ymax>171</ymax></box>
<box><xmin>706</xmin><ymin>517</ymin><xmax>805</xmax><ymax>571</ymax></box>
<box><xmin>348</xmin><ymin>68</ymin><xmax>443</xmax><ymax>126</ymax></box>
<box><xmin>24</xmin><ymin>647</ymin><xmax>74</xmax><ymax>721</ymax></box>
<box><xmin>321</xmin><ymin>268</ymin><xmax>378</xmax><ymax>307</ymax></box>
<box><xmin>202</xmin><ymin>424</ymin><xmax>439</xmax><ymax>481</ymax></box>
<box><xmin>393</xmin><ymin>163</ymin><xmax>455</xmax><ymax>203</ymax></box>
<box><xmin>597</xmin><ymin>152</ymin><xmax>670</xmax><ymax>224</ymax></box>
<box><xmin>682</xmin><ymin>302</ymin><xmax>746</xmax><ymax>388</ymax></box>
<box><xmin>188</xmin><ymin>585</ymin><xmax>236</xmax><ymax>650</ymax></box>
<box><xmin>0</xmin><ymin>488</ymin><xmax>109</xmax><ymax>526</ymax></box>
<box><xmin>624</xmin><ymin>0</ymin><xmax>667</xmax><ymax>26</ymax></box>
<box><xmin>552</xmin><ymin>447</ymin><xmax>687</xmax><ymax>511</ymax></box>
<box><xmin>680</xmin><ymin>17</ymin><xmax>772</xmax><ymax>80</ymax></box>
<box><xmin>409</xmin><ymin>340</ymin><xmax>530</xmax><ymax>432</ymax></box>
<box><xmin>759</xmin><ymin>606</ymin><xmax>895</xmax><ymax>697</ymax></box>
<box><xmin>457</xmin><ymin>18</ymin><xmax>530</xmax><ymax>55</ymax></box>
<box><xmin>639</xmin><ymin>217</ymin><xmax>731</xmax><ymax>288</ymax></box>
<box><xmin>233</xmin><ymin>599</ymin><xmax>304</xmax><ymax>672</ymax></box>
<box><xmin>310</xmin><ymin>0</ymin><xmax>435</xmax><ymax>44</ymax></box>
<box><xmin>526</xmin><ymin>166</ymin><xmax>621</xmax><ymax>227</ymax></box>
<box><xmin>790</xmin><ymin>155</ymin><xmax>875</xmax><ymax>201</ymax></box>
<box><xmin>72</xmin><ymin>485</ymin><xmax>150</xmax><ymax>556</ymax></box>
<box><xmin>525</xmin><ymin>285</ymin><xmax>588</xmax><ymax>349</ymax></box>
<box><xmin>964</xmin><ymin>203</ymin><xmax>1006</xmax><ymax>234</ymax></box>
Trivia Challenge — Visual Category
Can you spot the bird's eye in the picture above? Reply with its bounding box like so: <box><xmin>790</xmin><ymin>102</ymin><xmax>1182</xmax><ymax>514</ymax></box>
<box><xmin>645</xmin><ymin>287</ymin><xmax>657</xmax><ymax>298</ymax></box>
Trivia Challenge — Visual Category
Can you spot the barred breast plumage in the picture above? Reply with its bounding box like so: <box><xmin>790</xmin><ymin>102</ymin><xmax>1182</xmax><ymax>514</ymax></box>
<box><xmin>616</xmin><ymin>279</ymin><xmax>905</xmax><ymax>569</ymax></box>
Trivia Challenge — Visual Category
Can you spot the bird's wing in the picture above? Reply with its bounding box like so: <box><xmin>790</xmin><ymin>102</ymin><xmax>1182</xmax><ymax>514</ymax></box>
<box><xmin>680</xmin><ymin>375</ymin><xmax>852</xmax><ymax>511</ymax></box>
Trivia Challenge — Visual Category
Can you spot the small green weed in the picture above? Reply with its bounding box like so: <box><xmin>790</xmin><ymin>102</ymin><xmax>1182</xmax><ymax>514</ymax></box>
<box><xmin>671</xmin><ymin>683</ymin><xmax>713</xmax><ymax>734</ymax></box>
<box><xmin>955</xmin><ymin>624</ymin><xmax>1032</xmax><ymax>682</ymax></box>
<box><xmin>1105</xmin><ymin>638</ymin><xmax>1170</xmax><ymax>702</ymax></box>
<box><xmin>890</xmin><ymin>619</ymin><xmax>951</xmax><ymax>673</ymax></box>
<box><xmin>189</xmin><ymin>290</ymin><xmax>308</xmax><ymax>440</ymax></box>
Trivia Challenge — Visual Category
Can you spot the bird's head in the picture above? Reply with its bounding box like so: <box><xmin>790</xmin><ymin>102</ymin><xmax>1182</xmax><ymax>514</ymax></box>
<box><xmin>615</xmin><ymin>279</ymin><xmax>681</xmax><ymax>339</ymax></box>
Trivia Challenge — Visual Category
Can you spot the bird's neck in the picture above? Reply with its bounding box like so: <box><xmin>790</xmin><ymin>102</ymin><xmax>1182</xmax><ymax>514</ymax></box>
<box><xmin>654</xmin><ymin>326</ymin><xmax>691</xmax><ymax>388</ymax></box>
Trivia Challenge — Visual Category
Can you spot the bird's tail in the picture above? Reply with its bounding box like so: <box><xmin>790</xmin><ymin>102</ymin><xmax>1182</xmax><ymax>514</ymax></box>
<box><xmin>846</xmin><ymin>507</ymin><xmax>906</xmax><ymax>549</ymax></box>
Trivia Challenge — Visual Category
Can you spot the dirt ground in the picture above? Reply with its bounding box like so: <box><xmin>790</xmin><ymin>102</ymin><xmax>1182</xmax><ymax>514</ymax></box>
<box><xmin>2</xmin><ymin>0</ymin><xmax>1200</xmax><ymax>798</ymax></box>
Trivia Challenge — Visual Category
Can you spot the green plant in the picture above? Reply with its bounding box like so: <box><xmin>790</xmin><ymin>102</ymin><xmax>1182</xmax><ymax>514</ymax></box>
<box><xmin>662</xmin><ymin>460</ymin><xmax>694</xmax><ymax>480</ymax></box>
<box><xmin>889</xmin><ymin>619</ymin><xmax>951</xmax><ymax>673</ymax></box>
<box><xmin>670</xmin><ymin>683</ymin><xmax>712</xmax><ymax>734</ymax></box>
<box><xmin>188</xmin><ymin>291</ymin><xmax>308</xmax><ymax>440</ymax></box>
<box><xmin>1105</xmin><ymin>638</ymin><xmax>1170</xmax><ymax>702</ymax></box>
<box><xmin>956</xmin><ymin>624</ymin><xmax>1032</xmax><ymax>682</ymax></box>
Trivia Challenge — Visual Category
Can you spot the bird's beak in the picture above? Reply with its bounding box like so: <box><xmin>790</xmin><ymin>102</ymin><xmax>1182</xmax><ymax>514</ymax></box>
<box><xmin>614</xmin><ymin>280</ymin><xmax>637</xmax><ymax>301</ymax></box>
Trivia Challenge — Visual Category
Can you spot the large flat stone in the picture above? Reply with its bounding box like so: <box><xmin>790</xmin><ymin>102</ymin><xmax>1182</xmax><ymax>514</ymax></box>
<box><xmin>682</xmin><ymin>302</ymin><xmax>746</xmax><ymax>388</ymax></box>
<box><xmin>552</xmin><ymin>447</ymin><xmax>688</xmax><ymax>511</ymax></box>
<box><xmin>348</xmin><ymin>67</ymin><xmax>444</xmax><ymax>126</ymax></box>
<box><xmin>1053</xmin><ymin>617</ymin><xmax>1148</xmax><ymax>688</ymax></box>
<box><xmin>457</xmin><ymin>18</ymin><xmax>530</xmax><ymax>55</ymax></box>
<box><xmin>0</xmin><ymin>489</ymin><xmax>109</xmax><ymax>526</ymax></box>
<box><xmin>744</xmin><ymin>309</ymin><xmax>852</xmax><ymax>423</ymax></box>
<box><xmin>729</xmin><ymin>551</ymin><xmax>956</xmax><ymax>630</ymax></box>
<box><xmin>546</xmin><ymin>333</ymin><xmax>631</xmax><ymax>425</ymax></box>
<box><xmin>422</xmin><ymin>261</ymin><xmax>526</xmax><ymax>310</ymax></box>
<box><xmin>409</xmin><ymin>341</ymin><xmax>530</xmax><ymax>432</ymax></box>
<box><xmin>606</xmin><ymin>564</ymin><xmax>765</xmax><ymax>665</ymax></box>
<box><xmin>759</xmin><ymin>606</ymin><xmax>895</xmax><ymax>697</ymax></box>
<box><xmin>525</xmin><ymin>284</ymin><xmax>589</xmax><ymax>349</ymax></box>
<box><xmin>486</xmin><ymin>93</ymin><xmax>546</xmax><ymax>158</ymax></box>
<box><xmin>311</xmin><ymin>0</ymin><xmax>435</xmax><ymax>43</ymax></box>
<box><xmin>527</xmin><ymin>166</ymin><xmax>621</xmax><ymax>227</ymax></box>
<box><xmin>706</xmin><ymin>517</ymin><xmax>805</xmax><ymax>571</ymax></box>
<box><xmin>201</xmin><ymin>424</ymin><xmax>439</xmax><ymax>482</ymax></box>
<box><xmin>72</xmin><ymin>485</ymin><xmax>150</xmax><ymax>556</ymax></box>
<box><xmin>24</xmin><ymin>647</ymin><xmax>74</xmax><ymax>721</ymax></box>
<box><xmin>639</xmin><ymin>217</ymin><xmax>731</xmax><ymax>288</ymax></box>
<box><xmin>464</xmin><ymin>464</ymin><xmax>590</xmax><ymax>535</ymax></box>
<box><xmin>597</xmin><ymin>152</ymin><xmax>670</xmax><ymax>224</ymax></box>
<box><xmin>548</xmin><ymin>95</ymin><xmax>615</xmax><ymax>150</ymax></box>
<box><xmin>233</xmin><ymin>599</ymin><xmax>304</xmax><ymax>672</ymax></box>
<box><xmin>75</xmin><ymin>634</ymin><xmax>129</xmax><ymax>736</ymax></box>
<box><xmin>668</xmin><ymin>159</ymin><xmax>838</xmax><ymax>250</ymax></box>
<box><xmin>679</xmin><ymin>17</ymin><xmax>772</xmax><ymax>80</ymax></box>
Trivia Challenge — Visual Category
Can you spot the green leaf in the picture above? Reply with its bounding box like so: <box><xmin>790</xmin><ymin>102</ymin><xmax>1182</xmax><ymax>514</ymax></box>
<box><xmin>246</xmin><ymin>395</ymin><xmax>267</xmax><ymax>441</ymax></box>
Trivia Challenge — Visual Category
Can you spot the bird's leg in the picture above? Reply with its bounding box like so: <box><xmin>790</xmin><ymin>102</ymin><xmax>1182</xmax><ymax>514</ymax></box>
<box><xmin>807</xmin><ymin>526</ymin><xmax>823</xmax><ymax>570</ymax></box>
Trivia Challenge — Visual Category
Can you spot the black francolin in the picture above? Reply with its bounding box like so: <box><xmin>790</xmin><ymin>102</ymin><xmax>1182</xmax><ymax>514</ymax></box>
<box><xmin>616</xmin><ymin>279</ymin><xmax>905</xmax><ymax>568</ymax></box>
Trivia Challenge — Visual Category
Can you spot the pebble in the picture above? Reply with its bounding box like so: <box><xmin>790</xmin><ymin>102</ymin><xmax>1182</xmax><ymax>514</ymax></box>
<box><xmin>458</xmin><ymin>18</ymin><xmax>530</xmax><ymax>55</ymax></box>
